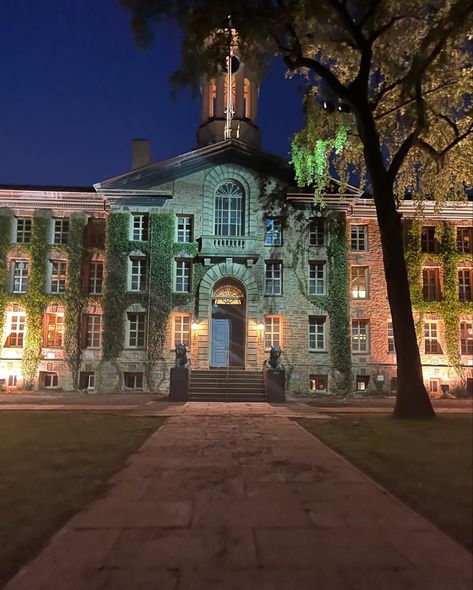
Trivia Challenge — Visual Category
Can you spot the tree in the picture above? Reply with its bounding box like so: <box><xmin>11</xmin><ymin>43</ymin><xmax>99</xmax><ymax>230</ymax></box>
<box><xmin>119</xmin><ymin>0</ymin><xmax>473</xmax><ymax>418</ymax></box>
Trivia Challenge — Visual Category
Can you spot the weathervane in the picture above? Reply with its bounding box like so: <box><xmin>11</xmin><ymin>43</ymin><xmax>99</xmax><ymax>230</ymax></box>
<box><xmin>224</xmin><ymin>14</ymin><xmax>235</xmax><ymax>140</ymax></box>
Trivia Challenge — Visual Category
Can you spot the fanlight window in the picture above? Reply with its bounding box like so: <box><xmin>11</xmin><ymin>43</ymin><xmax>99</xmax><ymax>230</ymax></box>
<box><xmin>213</xmin><ymin>284</ymin><xmax>244</xmax><ymax>305</ymax></box>
<box><xmin>214</xmin><ymin>181</ymin><xmax>244</xmax><ymax>237</ymax></box>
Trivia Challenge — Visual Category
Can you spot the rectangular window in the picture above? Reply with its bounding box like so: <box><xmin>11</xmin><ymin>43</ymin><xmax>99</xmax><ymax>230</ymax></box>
<box><xmin>88</xmin><ymin>262</ymin><xmax>103</xmax><ymax>295</ymax></box>
<box><xmin>132</xmin><ymin>214</ymin><xmax>149</xmax><ymax>241</ymax></box>
<box><xmin>351</xmin><ymin>266</ymin><xmax>369</xmax><ymax>299</ymax></box>
<box><xmin>460</xmin><ymin>322</ymin><xmax>473</xmax><ymax>355</ymax></box>
<box><xmin>50</xmin><ymin>261</ymin><xmax>67</xmax><ymax>293</ymax></box>
<box><xmin>44</xmin><ymin>313</ymin><xmax>64</xmax><ymax>348</ymax></box>
<box><xmin>457</xmin><ymin>227</ymin><xmax>472</xmax><ymax>254</ymax></box>
<box><xmin>124</xmin><ymin>372</ymin><xmax>143</xmax><ymax>390</ymax></box>
<box><xmin>310</xmin><ymin>374</ymin><xmax>328</xmax><ymax>392</ymax></box>
<box><xmin>264</xmin><ymin>315</ymin><xmax>282</xmax><ymax>350</ymax></box>
<box><xmin>387</xmin><ymin>321</ymin><xmax>396</xmax><ymax>354</ymax></box>
<box><xmin>265</xmin><ymin>261</ymin><xmax>282</xmax><ymax>295</ymax></box>
<box><xmin>356</xmin><ymin>375</ymin><xmax>370</xmax><ymax>391</ymax></box>
<box><xmin>43</xmin><ymin>372</ymin><xmax>59</xmax><ymax>388</ymax></box>
<box><xmin>308</xmin><ymin>316</ymin><xmax>326</xmax><ymax>351</ymax></box>
<box><xmin>173</xmin><ymin>314</ymin><xmax>191</xmax><ymax>348</ymax></box>
<box><xmin>79</xmin><ymin>371</ymin><xmax>95</xmax><ymax>389</ymax></box>
<box><xmin>422</xmin><ymin>268</ymin><xmax>441</xmax><ymax>301</ymax></box>
<box><xmin>130</xmin><ymin>258</ymin><xmax>147</xmax><ymax>292</ymax></box>
<box><xmin>84</xmin><ymin>219</ymin><xmax>106</xmax><ymax>248</ymax></box>
<box><xmin>86</xmin><ymin>315</ymin><xmax>102</xmax><ymax>349</ymax></box>
<box><xmin>308</xmin><ymin>263</ymin><xmax>325</xmax><ymax>295</ymax></box>
<box><xmin>352</xmin><ymin>320</ymin><xmax>369</xmax><ymax>353</ymax></box>
<box><xmin>54</xmin><ymin>219</ymin><xmax>69</xmax><ymax>245</ymax></box>
<box><xmin>429</xmin><ymin>379</ymin><xmax>439</xmax><ymax>394</ymax></box>
<box><xmin>264</xmin><ymin>219</ymin><xmax>282</xmax><ymax>246</ymax></box>
<box><xmin>7</xmin><ymin>375</ymin><xmax>17</xmax><ymax>387</ymax></box>
<box><xmin>458</xmin><ymin>269</ymin><xmax>472</xmax><ymax>302</ymax></box>
<box><xmin>421</xmin><ymin>227</ymin><xmax>436</xmax><ymax>253</ymax></box>
<box><xmin>424</xmin><ymin>322</ymin><xmax>442</xmax><ymax>354</ymax></box>
<box><xmin>127</xmin><ymin>313</ymin><xmax>146</xmax><ymax>348</ymax></box>
<box><xmin>176</xmin><ymin>216</ymin><xmax>193</xmax><ymax>243</ymax></box>
<box><xmin>309</xmin><ymin>218</ymin><xmax>325</xmax><ymax>246</ymax></box>
<box><xmin>5</xmin><ymin>313</ymin><xmax>25</xmax><ymax>347</ymax></box>
<box><xmin>16</xmin><ymin>218</ymin><xmax>31</xmax><ymax>244</ymax></box>
<box><xmin>350</xmin><ymin>225</ymin><xmax>367</xmax><ymax>251</ymax></box>
<box><xmin>13</xmin><ymin>260</ymin><xmax>29</xmax><ymax>293</ymax></box>
<box><xmin>175</xmin><ymin>261</ymin><xmax>191</xmax><ymax>293</ymax></box>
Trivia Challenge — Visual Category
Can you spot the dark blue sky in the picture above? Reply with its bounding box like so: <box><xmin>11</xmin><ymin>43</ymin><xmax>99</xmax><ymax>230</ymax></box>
<box><xmin>0</xmin><ymin>0</ymin><xmax>305</xmax><ymax>186</ymax></box>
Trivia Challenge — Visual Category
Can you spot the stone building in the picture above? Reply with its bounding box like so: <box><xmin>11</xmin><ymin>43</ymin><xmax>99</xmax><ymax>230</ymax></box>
<box><xmin>0</xmin><ymin>51</ymin><xmax>472</xmax><ymax>397</ymax></box>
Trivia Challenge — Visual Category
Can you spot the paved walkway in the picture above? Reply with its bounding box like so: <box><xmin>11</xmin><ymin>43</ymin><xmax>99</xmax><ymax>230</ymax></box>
<box><xmin>5</xmin><ymin>415</ymin><xmax>473</xmax><ymax>590</ymax></box>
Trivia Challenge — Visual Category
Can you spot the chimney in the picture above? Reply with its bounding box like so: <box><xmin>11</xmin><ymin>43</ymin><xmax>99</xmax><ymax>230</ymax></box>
<box><xmin>131</xmin><ymin>139</ymin><xmax>152</xmax><ymax>170</ymax></box>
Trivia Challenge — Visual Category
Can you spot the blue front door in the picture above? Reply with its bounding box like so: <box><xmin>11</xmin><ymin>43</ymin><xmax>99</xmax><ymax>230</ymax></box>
<box><xmin>211</xmin><ymin>319</ymin><xmax>230</xmax><ymax>367</ymax></box>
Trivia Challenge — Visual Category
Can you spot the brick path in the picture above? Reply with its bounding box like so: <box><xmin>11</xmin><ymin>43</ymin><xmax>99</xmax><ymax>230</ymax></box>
<box><xmin>5</xmin><ymin>414</ymin><xmax>472</xmax><ymax>590</ymax></box>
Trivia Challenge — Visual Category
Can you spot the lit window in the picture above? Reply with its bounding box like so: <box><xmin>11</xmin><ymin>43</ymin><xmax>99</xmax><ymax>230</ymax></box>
<box><xmin>310</xmin><ymin>219</ymin><xmax>325</xmax><ymax>246</ymax></box>
<box><xmin>421</xmin><ymin>227</ymin><xmax>437</xmax><ymax>253</ymax></box>
<box><xmin>44</xmin><ymin>313</ymin><xmax>64</xmax><ymax>348</ymax></box>
<box><xmin>127</xmin><ymin>313</ymin><xmax>146</xmax><ymax>348</ymax></box>
<box><xmin>352</xmin><ymin>320</ymin><xmax>369</xmax><ymax>353</ymax></box>
<box><xmin>350</xmin><ymin>225</ymin><xmax>367</xmax><ymax>251</ymax></box>
<box><xmin>124</xmin><ymin>372</ymin><xmax>143</xmax><ymax>390</ymax></box>
<box><xmin>264</xmin><ymin>219</ymin><xmax>282</xmax><ymax>246</ymax></box>
<box><xmin>208</xmin><ymin>79</ymin><xmax>217</xmax><ymax>117</ymax></box>
<box><xmin>308</xmin><ymin>263</ymin><xmax>325</xmax><ymax>295</ymax></box>
<box><xmin>387</xmin><ymin>321</ymin><xmax>396</xmax><ymax>354</ymax></box>
<box><xmin>50</xmin><ymin>261</ymin><xmax>67</xmax><ymax>293</ymax></box>
<box><xmin>458</xmin><ymin>269</ymin><xmax>472</xmax><ymax>302</ymax></box>
<box><xmin>422</xmin><ymin>268</ymin><xmax>441</xmax><ymax>301</ymax></box>
<box><xmin>7</xmin><ymin>375</ymin><xmax>17</xmax><ymax>387</ymax></box>
<box><xmin>424</xmin><ymin>322</ymin><xmax>442</xmax><ymax>354</ymax></box>
<box><xmin>429</xmin><ymin>379</ymin><xmax>439</xmax><ymax>394</ymax></box>
<box><xmin>265</xmin><ymin>261</ymin><xmax>282</xmax><ymax>295</ymax></box>
<box><xmin>310</xmin><ymin>374</ymin><xmax>328</xmax><ymax>392</ymax></box>
<box><xmin>264</xmin><ymin>315</ymin><xmax>282</xmax><ymax>350</ymax></box>
<box><xmin>223</xmin><ymin>76</ymin><xmax>236</xmax><ymax>110</ymax></box>
<box><xmin>243</xmin><ymin>78</ymin><xmax>251</xmax><ymax>118</ymax></box>
<box><xmin>457</xmin><ymin>227</ymin><xmax>472</xmax><ymax>254</ymax></box>
<box><xmin>131</xmin><ymin>214</ymin><xmax>149</xmax><ymax>241</ymax></box>
<box><xmin>129</xmin><ymin>258</ymin><xmax>147</xmax><ymax>292</ymax></box>
<box><xmin>176</xmin><ymin>216</ymin><xmax>193</xmax><ymax>243</ymax></box>
<box><xmin>175</xmin><ymin>261</ymin><xmax>191</xmax><ymax>293</ymax></box>
<box><xmin>308</xmin><ymin>316</ymin><xmax>326</xmax><ymax>351</ymax></box>
<box><xmin>356</xmin><ymin>375</ymin><xmax>370</xmax><ymax>391</ymax></box>
<box><xmin>86</xmin><ymin>315</ymin><xmax>102</xmax><ymax>349</ymax></box>
<box><xmin>88</xmin><ymin>262</ymin><xmax>103</xmax><ymax>295</ymax></box>
<box><xmin>12</xmin><ymin>260</ymin><xmax>29</xmax><ymax>293</ymax></box>
<box><xmin>53</xmin><ymin>219</ymin><xmax>69</xmax><ymax>245</ymax></box>
<box><xmin>5</xmin><ymin>313</ymin><xmax>25</xmax><ymax>347</ymax></box>
<box><xmin>351</xmin><ymin>266</ymin><xmax>368</xmax><ymax>299</ymax></box>
<box><xmin>16</xmin><ymin>219</ymin><xmax>31</xmax><ymax>244</ymax></box>
<box><xmin>460</xmin><ymin>322</ymin><xmax>473</xmax><ymax>355</ymax></box>
<box><xmin>173</xmin><ymin>314</ymin><xmax>191</xmax><ymax>348</ymax></box>
<box><xmin>214</xmin><ymin>181</ymin><xmax>244</xmax><ymax>237</ymax></box>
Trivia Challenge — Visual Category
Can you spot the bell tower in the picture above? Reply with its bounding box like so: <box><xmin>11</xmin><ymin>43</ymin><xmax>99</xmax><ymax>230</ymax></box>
<box><xmin>197</xmin><ymin>31</ymin><xmax>261</xmax><ymax>147</ymax></box>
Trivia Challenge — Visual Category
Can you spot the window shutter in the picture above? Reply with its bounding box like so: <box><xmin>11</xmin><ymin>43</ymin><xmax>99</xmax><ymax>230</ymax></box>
<box><xmin>80</xmin><ymin>314</ymin><xmax>89</xmax><ymax>349</ymax></box>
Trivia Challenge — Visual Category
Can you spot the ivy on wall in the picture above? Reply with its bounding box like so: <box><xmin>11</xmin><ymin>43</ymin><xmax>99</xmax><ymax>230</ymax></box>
<box><xmin>406</xmin><ymin>220</ymin><xmax>473</xmax><ymax>374</ymax></box>
<box><xmin>0</xmin><ymin>210</ymin><xmax>13</xmax><ymax>341</ymax></box>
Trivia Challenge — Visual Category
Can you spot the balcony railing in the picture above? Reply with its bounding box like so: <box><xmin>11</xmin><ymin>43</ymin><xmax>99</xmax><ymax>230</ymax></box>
<box><xmin>200</xmin><ymin>235</ymin><xmax>258</xmax><ymax>257</ymax></box>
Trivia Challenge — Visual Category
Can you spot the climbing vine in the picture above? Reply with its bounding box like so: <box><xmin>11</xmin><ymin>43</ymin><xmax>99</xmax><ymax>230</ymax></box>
<box><xmin>406</xmin><ymin>220</ymin><xmax>473</xmax><ymax>374</ymax></box>
<box><xmin>22</xmin><ymin>211</ymin><xmax>50</xmax><ymax>387</ymax></box>
<box><xmin>63</xmin><ymin>212</ymin><xmax>87</xmax><ymax>390</ymax></box>
<box><xmin>0</xmin><ymin>210</ymin><xmax>13</xmax><ymax>342</ymax></box>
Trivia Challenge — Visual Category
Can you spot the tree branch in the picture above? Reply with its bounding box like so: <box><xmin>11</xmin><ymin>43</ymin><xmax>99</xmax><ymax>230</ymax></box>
<box><xmin>325</xmin><ymin>0</ymin><xmax>369</xmax><ymax>50</ymax></box>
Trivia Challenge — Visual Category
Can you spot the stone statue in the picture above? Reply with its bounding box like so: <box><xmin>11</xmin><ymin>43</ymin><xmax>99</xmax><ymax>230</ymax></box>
<box><xmin>175</xmin><ymin>343</ymin><xmax>190</xmax><ymax>368</ymax></box>
<box><xmin>265</xmin><ymin>345</ymin><xmax>283</xmax><ymax>369</ymax></box>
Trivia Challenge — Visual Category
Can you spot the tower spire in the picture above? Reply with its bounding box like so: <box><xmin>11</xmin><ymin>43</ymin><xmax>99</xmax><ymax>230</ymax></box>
<box><xmin>223</xmin><ymin>15</ymin><xmax>234</xmax><ymax>140</ymax></box>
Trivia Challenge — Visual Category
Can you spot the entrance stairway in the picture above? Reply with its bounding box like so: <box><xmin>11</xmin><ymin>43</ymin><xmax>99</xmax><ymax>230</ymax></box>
<box><xmin>189</xmin><ymin>368</ymin><xmax>266</xmax><ymax>402</ymax></box>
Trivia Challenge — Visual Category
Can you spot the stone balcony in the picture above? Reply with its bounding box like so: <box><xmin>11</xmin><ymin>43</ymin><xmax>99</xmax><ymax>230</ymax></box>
<box><xmin>199</xmin><ymin>235</ymin><xmax>259</xmax><ymax>260</ymax></box>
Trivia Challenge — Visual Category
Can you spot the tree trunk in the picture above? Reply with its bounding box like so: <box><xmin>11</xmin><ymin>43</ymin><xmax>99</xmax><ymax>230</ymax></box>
<box><xmin>370</xmin><ymin>176</ymin><xmax>436</xmax><ymax>419</ymax></box>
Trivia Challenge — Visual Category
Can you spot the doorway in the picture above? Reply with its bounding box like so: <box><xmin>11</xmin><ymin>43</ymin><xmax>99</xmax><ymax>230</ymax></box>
<box><xmin>210</xmin><ymin>280</ymin><xmax>246</xmax><ymax>367</ymax></box>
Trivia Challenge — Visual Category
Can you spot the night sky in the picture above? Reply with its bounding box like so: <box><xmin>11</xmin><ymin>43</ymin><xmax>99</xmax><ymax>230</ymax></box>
<box><xmin>0</xmin><ymin>0</ymin><xmax>305</xmax><ymax>187</ymax></box>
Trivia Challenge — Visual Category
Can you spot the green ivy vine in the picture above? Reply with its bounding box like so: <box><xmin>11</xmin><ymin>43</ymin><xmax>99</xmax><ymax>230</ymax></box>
<box><xmin>406</xmin><ymin>220</ymin><xmax>473</xmax><ymax>374</ymax></box>
<box><xmin>0</xmin><ymin>210</ymin><xmax>13</xmax><ymax>342</ymax></box>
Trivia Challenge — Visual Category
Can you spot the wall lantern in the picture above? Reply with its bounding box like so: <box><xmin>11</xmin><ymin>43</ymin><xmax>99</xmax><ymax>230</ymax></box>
<box><xmin>257</xmin><ymin>322</ymin><xmax>265</xmax><ymax>332</ymax></box>
<box><xmin>191</xmin><ymin>320</ymin><xmax>200</xmax><ymax>331</ymax></box>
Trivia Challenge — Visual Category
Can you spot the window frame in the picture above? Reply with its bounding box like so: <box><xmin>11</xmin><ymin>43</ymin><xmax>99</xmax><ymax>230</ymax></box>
<box><xmin>309</xmin><ymin>374</ymin><xmax>328</xmax><ymax>392</ymax></box>
<box><xmin>424</xmin><ymin>321</ymin><xmax>442</xmax><ymax>354</ymax></box>
<box><xmin>309</xmin><ymin>218</ymin><xmax>325</xmax><ymax>247</ymax></box>
<box><xmin>127</xmin><ymin>312</ymin><xmax>146</xmax><ymax>349</ymax></box>
<box><xmin>174</xmin><ymin>260</ymin><xmax>191</xmax><ymax>293</ymax></box>
<box><xmin>129</xmin><ymin>257</ymin><xmax>148</xmax><ymax>292</ymax></box>
<box><xmin>85</xmin><ymin>314</ymin><xmax>102</xmax><ymax>349</ymax></box>
<box><xmin>5</xmin><ymin>312</ymin><xmax>26</xmax><ymax>347</ymax></box>
<box><xmin>350</xmin><ymin>225</ymin><xmax>368</xmax><ymax>252</ymax></box>
<box><xmin>131</xmin><ymin>214</ymin><xmax>149</xmax><ymax>242</ymax></box>
<box><xmin>15</xmin><ymin>218</ymin><xmax>32</xmax><ymax>244</ymax></box>
<box><xmin>421</xmin><ymin>226</ymin><xmax>437</xmax><ymax>253</ymax></box>
<box><xmin>351</xmin><ymin>266</ymin><xmax>369</xmax><ymax>299</ymax></box>
<box><xmin>53</xmin><ymin>218</ymin><xmax>69</xmax><ymax>245</ymax></box>
<box><xmin>351</xmin><ymin>319</ymin><xmax>370</xmax><ymax>353</ymax></box>
<box><xmin>460</xmin><ymin>322</ymin><xmax>473</xmax><ymax>355</ymax></box>
<box><xmin>176</xmin><ymin>215</ymin><xmax>193</xmax><ymax>243</ymax></box>
<box><xmin>173</xmin><ymin>313</ymin><xmax>191</xmax><ymax>349</ymax></box>
<box><xmin>43</xmin><ymin>313</ymin><xmax>64</xmax><ymax>348</ymax></box>
<box><xmin>308</xmin><ymin>262</ymin><xmax>326</xmax><ymax>296</ymax></box>
<box><xmin>265</xmin><ymin>261</ymin><xmax>283</xmax><ymax>296</ymax></box>
<box><xmin>308</xmin><ymin>316</ymin><xmax>327</xmax><ymax>351</ymax></box>
<box><xmin>458</xmin><ymin>268</ymin><xmax>472</xmax><ymax>302</ymax></box>
<box><xmin>12</xmin><ymin>260</ymin><xmax>29</xmax><ymax>293</ymax></box>
<box><xmin>50</xmin><ymin>260</ymin><xmax>67</xmax><ymax>294</ymax></box>
<box><xmin>264</xmin><ymin>315</ymin><xmax>282</xmax><ymax>351</ymax></box>
<box><xmin>387</xmin><ymin>321</ymin><xmax>396</xmax><ymax>354</ymax></box>
<box><xmin>88</xmin><ymin>261</ymin><xmax>103</xmax><ymax>295</ymax></box>
<box><xmin>214</xmin><ymin>181</ymin><xmax>245</xmax><ymax>237</ymax></box>
<box><xmin>457</xmin><ymin>227</ymin><xmax>472</xmax><ymax>254</ymax></box>
<box><xmin>264</xmin><ymin>218</ymin><xmax>282</xmax><ymax>247</ymax></box>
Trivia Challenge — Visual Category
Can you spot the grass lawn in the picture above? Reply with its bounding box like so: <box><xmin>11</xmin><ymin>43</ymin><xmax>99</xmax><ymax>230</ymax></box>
<box><xmin>0</xmin><ymin>412</ymin><xmax>164</xmax><ymax>586</ymax></box>
<box><xmin>298</xmin><ymin>415</ymin><xmax>473</xmax><ymax>552</ymax></box>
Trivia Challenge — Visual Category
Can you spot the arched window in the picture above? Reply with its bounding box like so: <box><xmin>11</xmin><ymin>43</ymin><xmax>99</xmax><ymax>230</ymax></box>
<box><xmin>244</xmin><ymin>78</ymin><xmax>251</xmax><ymax>118</ymax></box>
<box><xmin>213</xmin><ymin>284</ymin><xmax>245</xmax><ymax>304</ymax></box>
<box><xmin>208</xmin><ymin>79</ymin><xmax>217</xmax><ymax>117</ymax></box>
<box><xmin>214</xmin><ymin>181</ymin><xmax>244</xmax><ymax>236</ymax></box>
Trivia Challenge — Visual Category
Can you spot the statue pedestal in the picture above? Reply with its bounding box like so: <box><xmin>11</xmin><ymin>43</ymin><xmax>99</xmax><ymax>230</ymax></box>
<box><xmin>264</xmin><ymin>368</ymin><xmax>286</xmax><ymax>403</ymax></box>
<box><xmin>169</xmin><ymin>367</ymin><xmax>190</xmax><ymax>401</ymax></box>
